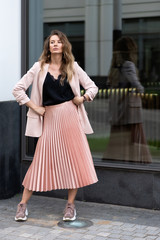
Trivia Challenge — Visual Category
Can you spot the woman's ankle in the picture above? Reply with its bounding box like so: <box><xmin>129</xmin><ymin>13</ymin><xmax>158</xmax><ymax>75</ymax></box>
<box><xmin>67</xmin><ymin>201</ymin><xmax>74</xmax><ymax>205</ymax></box>
<box><xmin>19</xmin><ymin>201</ymin><xmax>27</xmax><ymax>205</ymax></box>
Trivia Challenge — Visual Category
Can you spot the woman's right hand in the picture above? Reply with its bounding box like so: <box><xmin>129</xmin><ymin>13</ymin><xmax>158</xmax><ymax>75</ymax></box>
<box><xmin>34</xmin><ymin>106</ymin><xmax>46</xmax><ymax>116</ymax></box>
<box><xmin>26</xmin><ymin>101</ymin><xmax>45</xmax><ymax>116</ymax></box>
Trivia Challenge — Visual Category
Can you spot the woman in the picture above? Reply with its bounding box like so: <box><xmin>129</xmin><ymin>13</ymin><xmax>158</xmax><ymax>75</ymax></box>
<box><xmin>103</xmin><ymin>36</ymin><xmax>152</xmax><ymax>163</ymax></box>
<box><xmin>13</xmin><ymin>30</ymin><xmax>98</xmax><ymax>222</ymax></box>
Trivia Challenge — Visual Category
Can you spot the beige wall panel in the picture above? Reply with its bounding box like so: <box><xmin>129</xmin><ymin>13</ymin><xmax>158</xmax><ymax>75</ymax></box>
<box><xmin>123</xmin><ymin>0</ymin><xmax>160</xmax><ymax>3</ymax></box>
<box><xmin>122</xmin><ymin>0</ymin><xmax>160</xmax><ymax>18</ymax></box>
<box><xmin>44</xmin><ymin>8</ymin><xmax>85</xmax><ymax>22</ymax></box>
<box><xmin>44</xmin><ymin>0</ymin><xmax>160</xmax><ymax>22</ymax></box>
<box><xmin>44</xmin><ymin>16</ymin><xmax>84</xmax><ymax>22</ymax></box>
<box><xmin>44</xmin><ymin>0</ymin><xmax>85</xmax><ymax>22</ymax></box>
<box><xmin>44</xmin><ymin>0</ymin><xmax>85</xmax><ymax>9</ymax></box>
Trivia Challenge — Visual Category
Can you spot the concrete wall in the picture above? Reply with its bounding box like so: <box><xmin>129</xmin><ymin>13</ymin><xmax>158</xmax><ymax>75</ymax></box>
<box><xmin>43</xmin><ymin>0</ymin><xmax>85</xmax><ymax>22</ymax></box>
<box><xmin>0</xmin><ymin>0</ymin><xmax>21</xmax><ymax>101</ymax></box>
<box><xmin>0</xmin><ymin>0</ymin><xmax>21</xmax><ymax>198</ymax></box>
<box><xmin>122</xmin><ymin>0</ymin><xmax>160</xmax><ymax>18</ymax></box>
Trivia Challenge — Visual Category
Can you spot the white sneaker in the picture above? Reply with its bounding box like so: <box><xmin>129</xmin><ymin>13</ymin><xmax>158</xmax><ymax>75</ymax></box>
<box><xmin>15</xmin><ymin>203</ymin><xmax>28</xmax><ymax>221</ymax></box>
<box><xmin>63</xmin><ymin>203</ymin><xmax>76</xmax><ymax>221</ymax></box>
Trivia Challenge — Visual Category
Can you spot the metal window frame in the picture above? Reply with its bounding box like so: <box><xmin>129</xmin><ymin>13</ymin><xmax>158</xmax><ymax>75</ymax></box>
<box><xmin>21</xmin><ymin>0</ymin><xmax>32</xmax><ymax>163</ymax></box>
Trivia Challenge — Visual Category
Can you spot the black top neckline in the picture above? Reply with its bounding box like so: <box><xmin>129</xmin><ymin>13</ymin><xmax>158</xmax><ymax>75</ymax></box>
<box><xmin>48</xmin><ymin>71</ymin><xmax>61</xmax><ymax>81</ymax></box>
<box><xmin>43</xmin><ymin>71</ymin><xmax>74</xmax><ymax>106</ymax></box>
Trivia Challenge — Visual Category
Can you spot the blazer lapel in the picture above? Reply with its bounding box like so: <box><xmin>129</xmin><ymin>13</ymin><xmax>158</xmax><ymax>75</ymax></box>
<box><xmin>69</xmin><ymin>74</ymin><xmax>80</xmax><ymax>97</ymax></box>
<box><xmin>38</xmin><ymin>63</ymin><xmax>49</xmax><ymax>104</ymax></box>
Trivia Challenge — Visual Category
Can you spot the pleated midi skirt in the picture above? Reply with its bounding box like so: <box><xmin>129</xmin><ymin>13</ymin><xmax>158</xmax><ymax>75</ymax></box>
<box><xmin>22</xmin><ymin>100</ymin><xmax>98</xmax><ymax>191</ymax></box>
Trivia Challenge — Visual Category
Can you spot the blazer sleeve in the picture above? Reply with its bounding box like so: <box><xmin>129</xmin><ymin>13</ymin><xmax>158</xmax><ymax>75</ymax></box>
<box><xmin>75</xmin><ymin>62</ymin><xmax>98</xmax><ymax>101</ymax></box>
<box><xmin>12</xmin><ymin>62</ymin><xmax>39</xmax><ymax>105</ymax></box>
<box><xmin>122</xmin><ymin>61</ymin><xmax>144</xmax><ymax>93</ymax></box>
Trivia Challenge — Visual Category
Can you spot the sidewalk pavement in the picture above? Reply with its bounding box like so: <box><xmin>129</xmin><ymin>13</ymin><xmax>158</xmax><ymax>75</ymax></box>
<box><xmin>0</xmin><ymin>194</ymin><xmax>160</xmax><ymax>240</ymax></box>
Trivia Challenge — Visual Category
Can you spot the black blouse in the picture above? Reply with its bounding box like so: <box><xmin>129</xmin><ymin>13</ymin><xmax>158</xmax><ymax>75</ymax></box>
<box><xmin>43</xmin><ymin>72</ymin><xmax>75</xmax><ymax>106</ymax></box>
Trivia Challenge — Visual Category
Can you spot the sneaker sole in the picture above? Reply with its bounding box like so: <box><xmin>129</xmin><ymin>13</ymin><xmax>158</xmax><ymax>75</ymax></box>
<box><xmin>15</xmin><ymin>216</ymin><xmax>27</xmax><ymax>221</ymax></box>
<box><xmin>63</xmin><ymin>210</ymin><xmax>76</xmax><ymax>221</ymax></box>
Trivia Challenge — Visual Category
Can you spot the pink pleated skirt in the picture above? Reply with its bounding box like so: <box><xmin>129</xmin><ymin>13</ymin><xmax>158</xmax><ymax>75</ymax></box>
<box><xmin>22</xmin><ymin>100</ymin><xmax>98</xmax><ymax>191</ymax></box>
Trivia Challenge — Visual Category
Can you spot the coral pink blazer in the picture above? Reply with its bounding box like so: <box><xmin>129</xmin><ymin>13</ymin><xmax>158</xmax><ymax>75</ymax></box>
<box><xmin>13</xmin><ymin>62</ymin><xmax>98</xmax><ymax>137</ymax></box>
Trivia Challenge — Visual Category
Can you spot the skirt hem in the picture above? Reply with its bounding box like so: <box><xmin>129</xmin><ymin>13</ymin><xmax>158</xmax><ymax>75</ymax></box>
<box><xmin>22</xmin><ymin>180</ymin><xmax>98</xmax><ymax>192</ymax></box>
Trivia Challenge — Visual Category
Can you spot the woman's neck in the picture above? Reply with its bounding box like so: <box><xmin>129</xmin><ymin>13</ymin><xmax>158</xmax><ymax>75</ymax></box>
<box><xmin>50</xmin><ymin>53</ymin><xmax>62</xmax><ymax>66</ymax></box>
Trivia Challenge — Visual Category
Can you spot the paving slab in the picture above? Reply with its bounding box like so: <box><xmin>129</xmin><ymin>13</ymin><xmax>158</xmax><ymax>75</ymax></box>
<box><xmin>0</xmin><ymin>194</ymin><xmax>160</xmax><ymax>239</ymax></box>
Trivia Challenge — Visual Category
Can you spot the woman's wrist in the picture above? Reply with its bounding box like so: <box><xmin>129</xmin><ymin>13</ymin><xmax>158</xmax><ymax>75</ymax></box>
<box><xmin>83</xmin><ymin>95</ymin><xmax>87</xmax><ymax>102</ymax></box>
<box><xmin>26</xmin><ymin>101</ymin><xmax>37</xmax><ymax>110</ymax></box>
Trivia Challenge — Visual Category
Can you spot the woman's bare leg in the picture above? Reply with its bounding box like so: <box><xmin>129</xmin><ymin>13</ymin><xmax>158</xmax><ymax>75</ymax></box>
<box><xmin>20</xmin><ymin>188</ymin><xmax>33</xmax><ymax>204</ymax></box>
<box><xmin>15</xmin><ymin>188</ymin><xmax>32</xmax><ymax>221</ymax></box>
<box><xmin>68</xmin><ymin>188</ymin><xmax>78</xmax><ymax>204</ymax></box>
<box><xmin>63</xmin><ymin>189</ymin><xmax>78</xmax><ymax>220</ymax></box>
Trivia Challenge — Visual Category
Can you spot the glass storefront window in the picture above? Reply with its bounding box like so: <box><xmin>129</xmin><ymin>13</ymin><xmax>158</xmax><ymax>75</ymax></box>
<box><xmin>25</xmin><ymin>17</ymin><xmax>160</xmax><ymax>166</ymax></box>
<box><xmin>85</xmin><ymin>88</ymin><xmax>160</xmax><ymax>164</ymax></box>
<box><xmin>86</xmin><ymin>17</ymin><xmax>160</xmax><ymax>164</ymax></box>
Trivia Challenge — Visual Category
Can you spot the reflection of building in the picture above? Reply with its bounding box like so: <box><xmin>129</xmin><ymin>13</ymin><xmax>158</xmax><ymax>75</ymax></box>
<box><xmin>43</xmin><ymin>0</ymin><xmax>160</xmax><ymax>81</ymax></box>
<box><xmin>1</xmin><ymin>0</ymin><xmax>160</xmax><ymax>209</ymax></box>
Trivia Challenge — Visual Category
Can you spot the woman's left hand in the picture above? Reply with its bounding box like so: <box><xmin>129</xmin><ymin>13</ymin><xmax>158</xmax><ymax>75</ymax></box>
<box><xmin>72</xmin><ymin>96</ymin><xmax>84</xmax><ymax>106</ymax></box>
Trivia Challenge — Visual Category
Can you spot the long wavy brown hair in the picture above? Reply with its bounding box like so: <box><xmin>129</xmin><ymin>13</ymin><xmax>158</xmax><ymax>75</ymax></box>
<box><xmin>39</xmin><ymin>30</ymin><xmax>75</xmax><ymax>84</ymax></box>
<box><xmin>108</xmin><ymin>36</ymin><xmax>138</xmax><ymax>87</ymax></box>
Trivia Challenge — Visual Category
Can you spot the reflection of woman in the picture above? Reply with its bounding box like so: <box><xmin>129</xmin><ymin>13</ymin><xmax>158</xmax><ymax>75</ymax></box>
<box><xmin>103</xmin><ymin>36</ymin><xmax>152</xmax><ymax>163</ymax></box>
<box><xmin>13</xmin><ymin>30</ymin><xmax>98</xmax><ymax>222</ymax></box>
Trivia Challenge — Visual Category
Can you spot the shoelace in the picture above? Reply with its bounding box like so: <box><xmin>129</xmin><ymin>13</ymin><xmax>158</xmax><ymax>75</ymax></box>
<box><xmin>17</xmin><ymin>204</ymin><xmax>25</xmax><ymax>213</ymax></box>
<box><xmin>64</xmin><ymin>204</ymin><xmax>74</xmax><ymax>215</ymax></box>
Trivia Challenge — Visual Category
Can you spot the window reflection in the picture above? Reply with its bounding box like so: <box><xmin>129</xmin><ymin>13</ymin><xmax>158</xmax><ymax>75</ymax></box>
<box><xmin>86</xmin><ymin>18</ymin><xmax>160</xmax><ymax>164</ymax></box>
<box><xmin>103</xmin><ymin>36</ymin><xmax>152</xmax><ymax>163</ymax></box>
<box><xmin>122</xmin><ymin>17</ymin><xmax>160</xmax><ymax>83</ymax></box>
<box><xmin>103</xmin><ymin>89</ymin><xmax>152</xmax><ymax>163</ymax></box>
<box><xmin>86</xmin><ymin>88</ymin><xmax>160</xmax><ymax>163</ymax></box>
